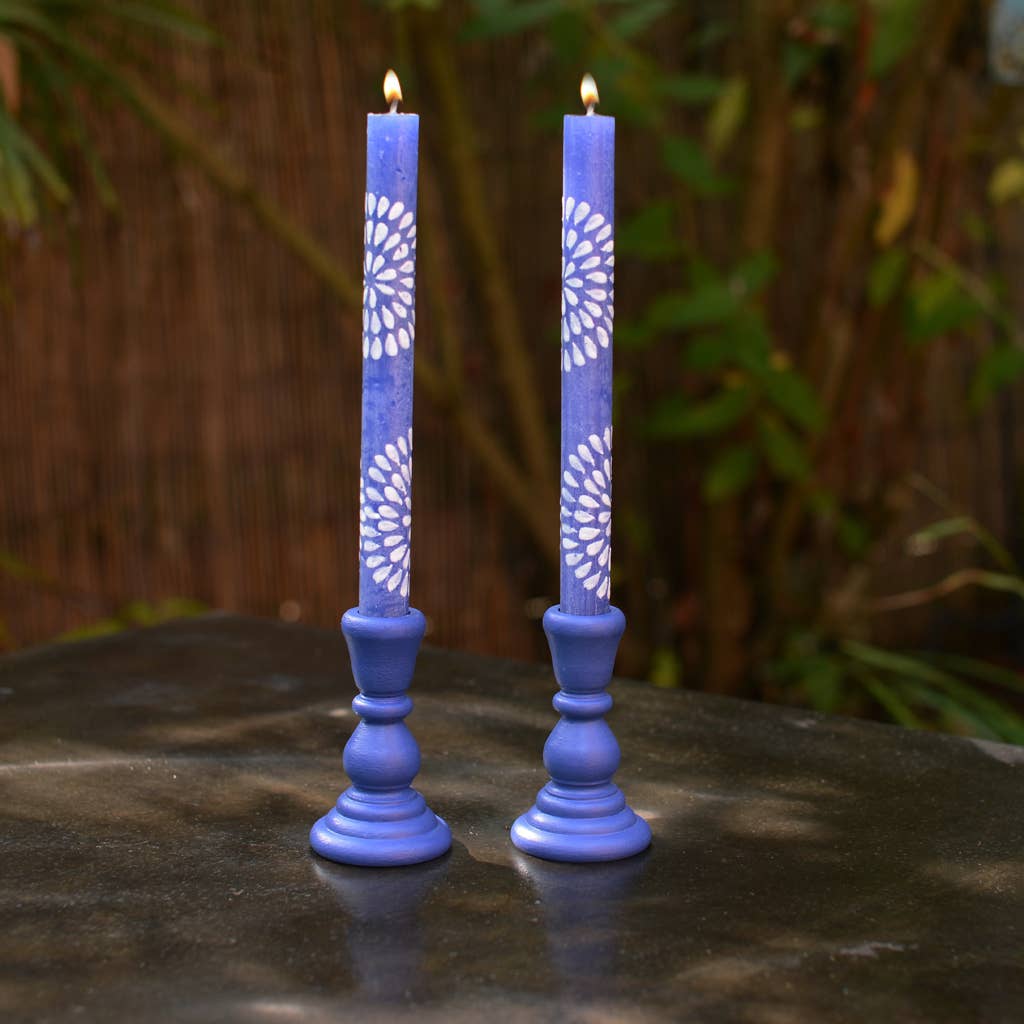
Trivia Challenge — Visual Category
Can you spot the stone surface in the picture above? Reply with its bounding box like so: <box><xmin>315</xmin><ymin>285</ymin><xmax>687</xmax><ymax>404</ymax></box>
<box><xmin>1</xmin><ymin>614</ymin><xmax>1022</xmax><ymax>1023</ymax></box>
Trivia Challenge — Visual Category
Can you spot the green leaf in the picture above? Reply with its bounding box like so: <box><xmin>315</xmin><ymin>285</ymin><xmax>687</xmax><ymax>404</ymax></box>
<box><xmin>686</xmin><ymin>20</ymin><xmax>733</xmax><ymax>54</ymax></box>
<box><xmin>904</xmin><ymin>677</ymin><xmax>1024</xmax><ymax>744</ymax></box>
<box><xmin>790</xmin><ymin>104</ymin><xmax>824</xmax><ymax>132</ymax></box>
<box><xmin>661</xmin><ymin>135</ymin><xmax>734</xmax><ymax>195</ymax></box>
<box><xmin>783</xmin><ymin>41</ymin><xmax>819</xmax><ymax>86</ymax></box>
<box><xmin>649</xmin><ymin>646</ymin><xmax>682</xmax><ymax>688</ymax></box>
<box><xmin>617</xmin><ymin>201</ymin><xmax>682</xmax><ymax>261</ymax></box>
<box><xmin>57</xmin><ymin>618</ymin><xmax>125</xmax><ymax>643</ymax></box>
<box><xmin>852</xmin><ymin>668</ymin><xmax>926</xmax><ymax>729</ymax></box>
<box><xmin>898</xmin><ymin>681</ymin><xmax>1002</xmax><ymax>740</ymax></box>
<box><xmin>706</xmin><ymin>76</ymin><xmax>747</xmax><ymax>157</ymax></box>
<box><xmin>843</xmin><ymin>641</ymin><xmax>962</xmax><ymax>689</ymax></box>
<box><xmin>647</xmin><ymin>283</ymin><xmax>738</xmax><ymax>331</ymax></box>
<box><xmin>465</xmin><ymin>0</ymin><xmax>565</xmax><ymax>38</ymax></box>
<box><xmin>904</xmin><ymin>272</ymin><xmax>982</xmax><ymax>344</ymax></box>
<box><xmin>757</xmin><ymin>366</ymin><xmax>825</xmax><ymax>434</ymax></box>
<box><xmin>966</xmin><ymin>570</ymin><xmax>1024</xmax><ymax>602</ymax></box>
<box><xmin>682</xmin><ymin>309</ymin><xmax>773</xmax><ymax>373</ymax></box>
<box><xmin>656</xmin><ymin>74</ymin><xmax>725</xmax><ymax>105</ymax></box>
<box><xmin>906</xmin><ymin>516</ymin><xmax>975</xmax><ymax>554</ymax></box>
<box><xmin>813</xmin><ymin>1</ymin><xmax>858</xmax><ymax>33</ymax></box>
<box><xmin>989</xmin><ymin>159</ymin><xmax>1024</xmax><ymax>205</ymax></box>
<box><xmin>704</xmin><ymin>444</ymin><xmax>758</xmax><ymax>501</ymax></box>
<box><xmin>868</xmin><ymin>247</ymin><xmax>908</xmax><ymax>307</ymax></box>
<box><xmin>684</xmin><ymin>333</ymin><xmax>734</xmax><ymax>371</ymax></box>
<box><xmin>801</xmin><ymin>654</ymin><xmax>845</xmax><ymax>713</ymax></box>
<box><xmin>646</xmin><ymin>387</ymin><xmax>752</xmax><ymax>439</ymax></box>
<box><xmin>758</xmin><ymin>416</ymin><xmax>811</xmax><ymax>481</ymax></box>
<box><xmin>925</xmin><ymin>653</ymin><xmax>1024</xmax><ymax>697</ymax></box>
<box><xmin>868</xmin><ymin>0</ymin><xmax>925</xmax><ymax>76</ymax></box>
<box><xmin>733</xmin><ymin>251</ymin><xmax>778</xmax><ymax>295</ymax></box>
<box><xmin>612</xmin><ymin>0</ymin><xmax>673</xmax><ymax>38</ymax></box>
<box><xmin>970</xmin><ymin>345</ymin><xmax>1024</xmax><ymax>410</ymax></box>
<box><xmin>838</xmin><ymin>512</ymin><xmax>871</xmax><ymax>558</ymax></box>
<box><xmin>615</xmin><ymin>320</ymin><xmax>654</xmax><ymax>351</ymax></box>
<box><xmin>906</xmin><ymin>512</ymin><xmax>1015</xmax><ymax>570</ymax></box>
<box><xmin>106</xmin><ymin>1</ymin><xmax>218</xmax><ymax>44</ymax></box>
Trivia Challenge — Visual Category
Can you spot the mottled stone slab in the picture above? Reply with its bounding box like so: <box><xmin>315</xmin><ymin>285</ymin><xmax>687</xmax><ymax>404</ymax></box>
<box><xmin>1</xmin><ymin>615</ymin><xmax>1021</xmax><ymax>1022</ymax></box>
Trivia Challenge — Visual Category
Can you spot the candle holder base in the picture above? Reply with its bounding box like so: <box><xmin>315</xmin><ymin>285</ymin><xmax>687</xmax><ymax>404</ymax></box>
<box><xmin>310</xmin><ymin>607</ymin><xmax>451</xmax><ymax>868</ymax></box>
<box><xmin>511</xmin><ymin>606</ymin><xmax>651</xmax><ymax>864</ymax></box>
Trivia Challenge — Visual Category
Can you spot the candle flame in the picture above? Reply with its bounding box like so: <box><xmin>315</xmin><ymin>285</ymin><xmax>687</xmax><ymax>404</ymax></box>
<box><xmin>580</xmin><ymin>72</ymin><xmax>599</xmax><ymax>111</ymax></box>
<box><xmin>383</xmin><ymin>69</ymin><xmax>402</xmax><ymax>108</ymax></box>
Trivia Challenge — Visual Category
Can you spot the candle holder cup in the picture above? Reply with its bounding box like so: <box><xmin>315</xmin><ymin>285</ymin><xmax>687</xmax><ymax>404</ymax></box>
<box><xmin>310</xmin><ymin>607</ymin><xmax>451</xmax><ymax>867</ymax></box>
<box><xmin>511</xmin><ymin>605</ymin><xmax>651</xmax><ymax>863</ymax></box>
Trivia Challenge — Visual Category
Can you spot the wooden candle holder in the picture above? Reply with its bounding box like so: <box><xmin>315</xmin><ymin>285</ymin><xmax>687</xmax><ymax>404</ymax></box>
<box><xmin>310</xmin><ymin>607</ymin><xmax>451</xmax><ymax>867</ymax></box>
<box><xmin>511</xmin><ymin>605</ymin><xmax>651</xmax><ymax>863</ymax></box>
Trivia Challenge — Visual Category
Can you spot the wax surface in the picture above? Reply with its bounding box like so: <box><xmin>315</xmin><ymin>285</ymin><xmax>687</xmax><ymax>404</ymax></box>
<box><xmin>560</xmin><ymin>113</ymin><xmax>615</xmax><ymax>615</ymax></box>
<box><xmin>358</xmin><ymin>112</ymin><xmax>419</xmax><ymax>616</ymax></box>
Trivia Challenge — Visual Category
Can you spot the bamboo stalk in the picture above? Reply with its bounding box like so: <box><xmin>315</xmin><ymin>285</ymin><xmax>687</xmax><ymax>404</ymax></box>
<box><xmin>760</xmin><ymin>0</ymin><xmax>970</xmax><ymax>637</ymax></box>
<box><xmin>415</xmin><ymin>12</ymin><xmax>557</xmax><ymax>496</ymax></box>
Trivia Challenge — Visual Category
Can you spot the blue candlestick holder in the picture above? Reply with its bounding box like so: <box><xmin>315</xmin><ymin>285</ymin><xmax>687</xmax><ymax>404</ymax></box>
<box><xmin>511</xmin><ymin>605</ymin><xmax>651</xmax><ymax>863</ymax></box>
<box><xmin>310</xmin><ymin>607</ymin><xmax>451</xmax><ymax>867</ymax></box>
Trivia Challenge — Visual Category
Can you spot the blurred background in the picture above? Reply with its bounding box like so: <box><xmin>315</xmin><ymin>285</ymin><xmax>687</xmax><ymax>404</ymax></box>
<box><xmin>3</xmin><ymin>0</ymin><xmax>1024</xmax><ymax>741</ymax></box>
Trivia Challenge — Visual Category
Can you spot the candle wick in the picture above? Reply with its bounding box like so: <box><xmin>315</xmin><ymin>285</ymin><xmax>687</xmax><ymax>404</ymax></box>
<box><xmin>586</xmin><ymin>102</ymin><xmax>595</xmax><ymax>116</ymax></box>
<box><xmin>390</xmin><ymin>98</ymin><xmax>399</xmax><ymax>114</ymax></box>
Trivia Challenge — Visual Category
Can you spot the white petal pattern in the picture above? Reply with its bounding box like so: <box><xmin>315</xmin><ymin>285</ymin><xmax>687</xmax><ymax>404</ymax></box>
<box><xmin>561</xmin><ymin>426</ymin><xmax>612</xmax><ymax>600</ymax></box>
<box><xmin>362</xmin><ymin>193</ymin><xmax>417</xmax><ymax>361</ymax></box>
<box><xmin>561</xmin><ymin>196</ymin><xmax>614</xmax><ymax>373</ymax></box>
<box><xmin>360</xmin><ymin>428</ymin><xmax>413</xmax><ymax>598</ymax></box>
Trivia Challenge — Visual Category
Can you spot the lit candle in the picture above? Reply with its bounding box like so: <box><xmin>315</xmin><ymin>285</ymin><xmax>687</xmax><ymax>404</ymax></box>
<box><xmin>560</xmin><ymin>73</ymin><xmax>615</xmax><ymax>616</ymax></box>
<box><xmin>358</xmin><ymin>69</ymin><xmax>418</xmax><ymax>616</ymax></box>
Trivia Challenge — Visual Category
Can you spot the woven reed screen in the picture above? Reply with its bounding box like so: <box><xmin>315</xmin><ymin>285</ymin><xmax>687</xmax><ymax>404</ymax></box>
<box><xmin>0</xmin><ymin>1</ymin><xmax>549</xmax><ymax>658</ymax></box>
<box><xmin>0</xmin><ymin>1</ymin><xmax>1021</xmax><ymax>664</ymax></box>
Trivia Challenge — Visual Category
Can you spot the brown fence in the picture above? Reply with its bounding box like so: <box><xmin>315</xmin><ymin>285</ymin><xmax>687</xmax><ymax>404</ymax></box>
<box><xmin>0</xmin><ymin>1</ymin><xmax>1021</xmax><ymax>672</ymax></box>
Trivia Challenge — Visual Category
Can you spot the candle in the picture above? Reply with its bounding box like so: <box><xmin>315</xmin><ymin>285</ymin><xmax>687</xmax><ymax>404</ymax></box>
<box><xmin>358</xmin><ymin>70</ymin><xmax>418</xmax><ymax>617</ymax></box>
<box><xmin>560</xmin><ymin>73</ymin><xmax>615</xmax><ymax>616</ymax></box>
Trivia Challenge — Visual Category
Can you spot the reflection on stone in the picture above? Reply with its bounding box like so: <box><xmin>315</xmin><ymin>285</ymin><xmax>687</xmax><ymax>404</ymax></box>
<box><xmin>513</xmin><ymin>850</ymin><xmax>649</xmax><ymax>997</ymax></box>
<box><xmin>312</xmin><ymin>855</ymin><xmax>449</xmax><ymax>1001</ymax></box>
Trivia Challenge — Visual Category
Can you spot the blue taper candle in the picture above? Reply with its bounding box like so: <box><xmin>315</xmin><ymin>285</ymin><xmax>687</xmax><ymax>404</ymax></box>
<box><xmin>358</xmin><ymin>69</ymin><xmax>418</xmax><ymax>617</ymax></box>
<box><xmin>560</xmin><ymin>73</ymin><xmax>615</xmax><ymax>616</ymax></box>
<box><xmin>310</xmin><ymin>71</ymin><xmax>450</xmax><ymax>867</ymax></box>
<box><xmin>511</xmin><ymin>75</ymin><xmax>648</xmax><ymax>862</ymax></box>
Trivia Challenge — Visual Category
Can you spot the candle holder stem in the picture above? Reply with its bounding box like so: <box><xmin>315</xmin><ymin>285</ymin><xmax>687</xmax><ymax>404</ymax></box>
<box><xmin>511</xmin><ymin>605</ymin><xmax>651</xmax><ymax>863</ymax></box>
<box><xmin>310</xmin><ymin>607</ymin><xmax>451</xmax><ymax>867</ymax></box>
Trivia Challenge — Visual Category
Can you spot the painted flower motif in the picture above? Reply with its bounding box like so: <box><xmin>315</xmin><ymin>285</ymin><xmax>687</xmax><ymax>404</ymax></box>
<box><xmin>561</xmin><ymin>196</ymin><xmax>614</xmax><ymax>373</ymax></box>
<box><xmin>362</xmin><ymin>192</ymin><xmax>417</xmax><ymax>361</ymax></box>
<box><xmin>359</xmin><ymin>429</ymin><xmax>413</xmax><ymax>598</ymax></box>
<box><xmin>561</xmin><ymin>426</ymin><xmax>612</xmax><ymax>599</ymax></box>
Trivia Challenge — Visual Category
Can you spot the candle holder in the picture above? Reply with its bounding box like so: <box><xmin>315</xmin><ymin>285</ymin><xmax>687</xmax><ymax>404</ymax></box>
<box><xmin>310</xmin><ymin>607</ymin><xmax>451</xmax><ymax>867</ymax></box>
<box><xmin>511</xmin><ymin>605</ymin><xmax>651</xmax><ymax>863</ymax></box>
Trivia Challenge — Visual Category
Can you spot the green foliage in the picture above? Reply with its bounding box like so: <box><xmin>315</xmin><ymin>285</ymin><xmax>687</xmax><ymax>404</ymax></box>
<box><xmin>465</xmin><ymin>0</ymin><xmax>565</xmax><ymax>38</ymax></box>
<box><xmin>705</xmin><ymin>76</ymin><xmax>747</xmax><ymax>158</ymax></box>
<box><xmin>617</xmin><ymin>201</ymin><xmax>683</xmax><ymax>261</ymax></box>
<box><xmin>970</xmin><ymin>345</ymin><xmax>1024</xmax><ymax>410</ymax></box>
<box><xmin>771</xmin><ymin>636</ymin><xmax>1024</xmax><ymax>744</ymax></box>
<box><xmin>661</xmin><ymin>135</ymin><xmax>734</xmax><ymax>196</ymax></box>
<box><xmin>646</xmin><ymin>386</ymin><xmax>751</xmax><ymax>440</ymax></box>
<box><xmin>868</xmin><ymin>247</ymin><xmax>909</xmax><ymax>308</ymax></box>
<box><xmin>56</xmin><ymin>598</ymin><xmax>209</xmax><ymax>643</ymax></box>
<box><xmin>0</xmin><ymin>0</ymin><xmax>213</xmax><ymax>228</ymax></box>
<box><xmin>656</xmin><ymin>74</ymin><xmax>725</xmax><ymax>105</ymax></box>
<box><xmin>4</xmin><ymin>0</ymin><xmax>1017</xmax><ymax>753</ymax></box>
<box><xmin>868</xmin><ymin>0</ymin><xmax>927</xmax><ymax>77</ymax></box>
<box><xmin>904</xmin><ymin>271</ymin><xmax>983</xmax><ymax>344</ymax></box>
<box><xmin>2</xmin><ymin>547</ymin><xmax>207</xmax><ymax>648</ymax></box>
<box><xmin>704</xmin><ymin>443</ymin><xmax>757</xmax><ymax>501</ymax></box>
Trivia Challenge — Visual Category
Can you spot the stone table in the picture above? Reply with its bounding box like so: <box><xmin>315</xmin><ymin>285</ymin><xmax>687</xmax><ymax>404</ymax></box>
<box><xmin>1</xmin><ymin>615</ymin><xmax>1021</xmax><ymax>1022</ymax></box>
